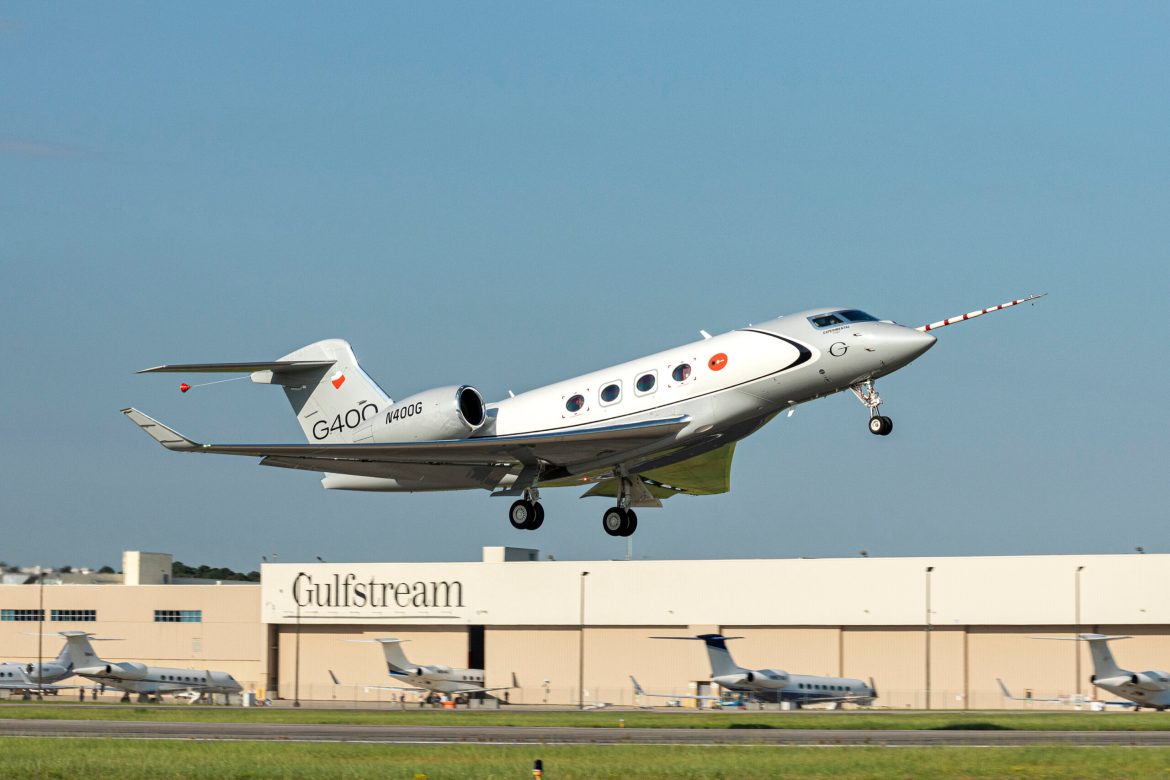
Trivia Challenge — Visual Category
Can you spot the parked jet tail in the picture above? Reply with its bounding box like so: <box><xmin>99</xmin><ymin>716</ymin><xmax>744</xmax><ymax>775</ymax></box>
<box><xmin>651</xmin><ymin>634</ymin><xmax>746</xmax><ymax>678</ymax></box>
<box><xmin>1034</xmin><ymin>634</ymin><xmax>1131</xmax><ymax>680</ymax></box>
<box><xmin>57</xmin><ymin>631</ymin><xmax>105</xmax><ymax>671</ymax></box>
<box><xmin>137</xmin><ymin>339</ymin><xmax>392</xmax><ymax>444</ymax></box>
<box><xmin>372</xmin><ymin>637</ymin><xmax>418</xmax><ymax>674</ymax></box>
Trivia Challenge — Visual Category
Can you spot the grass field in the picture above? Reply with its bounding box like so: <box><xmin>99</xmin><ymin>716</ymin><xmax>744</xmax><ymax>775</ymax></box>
<box><xmin>2</xmin><ymin>701</ymin><xmax>1170</xmax><ymax>731</ymax></box>
<box><xmin>3</xmin><ymin>738</ymin><xmax>1170</xmax><ymax>779</ymax></box>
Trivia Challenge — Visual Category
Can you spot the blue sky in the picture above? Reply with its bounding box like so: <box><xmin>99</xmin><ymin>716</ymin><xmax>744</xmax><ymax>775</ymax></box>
<box><xmin>2</xmin><ymin>3</ymin><xmax>1167</xmax><ymax>570</ymax></box>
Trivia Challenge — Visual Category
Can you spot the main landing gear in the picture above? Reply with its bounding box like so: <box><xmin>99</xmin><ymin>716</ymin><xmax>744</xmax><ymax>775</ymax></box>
<box><xmin>602</xmin><ymin>507</ymin><xmax>637</xmax><ymax>537</ymax></box>
<box><xmin>602</xmin><ymin>477</ymin><xmax>639</xmax><ymax>537</ymax></box>
<box><xmin>852</xmin><ymin>379</ymin><xmax>893</xmax><ymax>436</ymax></box>
<box><xmin>508</xmin><ymin>488</ymin><xmax>544</xmax><ymax>530</ymax></box>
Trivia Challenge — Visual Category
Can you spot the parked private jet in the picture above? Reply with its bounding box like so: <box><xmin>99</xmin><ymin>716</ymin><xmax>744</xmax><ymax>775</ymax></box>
<box><xmin>124</xmin><ymin>295</ymin><xmax>1042</xmax><ymax>536</ymax></box>
<box><xmin>1008</xmin><ymin>634</ymin><xmax>1170</xmax><ymax>711</ymax></box>
<box><xmin>59</xmin><ymin>631</ymin><xmax>242</xmax><ymax>703</ymax></box>
<box><xmin>360</xmin><ymin>637</ymin><xmax>516</xmax><ymax>699</ymax></box>
<box><xmin>651</xmin><ymin>634</ymin><xmax>877</xmax><ymax>707</ymax></box>
<box><xmin>0</xmin><ymin>638</ymin><xmax>81</xmax><ymax>694</ymax></box>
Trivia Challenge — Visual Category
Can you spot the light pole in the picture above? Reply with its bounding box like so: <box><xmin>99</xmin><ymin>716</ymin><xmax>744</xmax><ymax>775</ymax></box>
<box><xmin>1075</xmin><ymin>565</ymin><xmax>1085</xmax><ymax>698</ymax></box>
<box><xmin>37</xmin><ymin>570</ymin><xmax>45</xmax><ymax>700</ymax></box>
<box><xmin>924</xmin><ymin>566</ymin><xmax>934</xmax><ymax>710</ymax></box>
<box><xmin>294</xmin><ymin>580</ymin><xmax>303</xmax><ymax>708</ymax></box>
<box><xmin>578</xmin><ymin>571</ymin><xmax>589</xmax><ymax>710</ymax></box>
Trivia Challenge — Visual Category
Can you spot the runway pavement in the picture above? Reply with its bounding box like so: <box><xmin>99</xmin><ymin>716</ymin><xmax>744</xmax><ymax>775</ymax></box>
<box><xmin>3</xmin><ymin>718</ymin><xmax>1170</xmax><ymax>746</ymax></box>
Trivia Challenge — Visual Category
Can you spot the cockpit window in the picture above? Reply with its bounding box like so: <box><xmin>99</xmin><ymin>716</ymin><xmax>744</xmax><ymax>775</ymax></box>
<box><xmin>838</xmin><ymin>310</ymin><xmax>878</xmax><ymax>322</ymax></box>
<box><xmin>810</xmin><ymin>313</ymin><xmax>844</xmax><ymax>328</ymax></box>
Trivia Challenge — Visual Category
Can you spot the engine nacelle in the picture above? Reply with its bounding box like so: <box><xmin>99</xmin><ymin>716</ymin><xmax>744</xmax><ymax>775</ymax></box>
<box><xmin>111</xmin><ymin>661</ymin><xmax>149</xmax><ymax>680</ymax></box>
<box><xmin>713</xmin><ymin>672</ymin><xmax>752</xmax><ymax>688</ymax></box>
<box><xmin>368</xmin><ymin>385</ymin><xmax>487</xmax><ymax>444</ymax></box>
<box><xmin>1131</xmin><ymin>671</ymin><xmax>1170</xmax><ymax>690</ymax></box>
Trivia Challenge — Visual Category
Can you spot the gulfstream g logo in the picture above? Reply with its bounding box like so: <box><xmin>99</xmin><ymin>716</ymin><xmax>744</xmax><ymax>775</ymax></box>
<box><xmin>292</xmin><ymin>572</ymin><xmax>464</xmax><ymax>609</ymax></box>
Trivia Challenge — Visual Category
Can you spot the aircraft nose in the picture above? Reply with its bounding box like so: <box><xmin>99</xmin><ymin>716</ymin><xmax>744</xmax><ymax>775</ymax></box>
<box><xmin>882</xmin><ymin>327</ymin><xmax>936</xmax><ymax>366</ymax></box>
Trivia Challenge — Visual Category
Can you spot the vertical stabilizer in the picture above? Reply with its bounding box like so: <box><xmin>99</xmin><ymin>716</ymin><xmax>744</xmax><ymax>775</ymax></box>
<box><xmin>374</xmin><ymin>638</ymin><xmax>416</xmax><ymax>674</ymax></box>
<box><xmin>252</xmin><ymin>339</ymin><xmax>391</xmax><ymax>443</ymax></box>
<box><xmin>697</xmin><ymin>634</ymin><xmax>746</xmax><ymax>678</ymax></box>
<box><xmin>1083</xmin><ymin>634</ymin><xmax>1128</xmax><ymax>679</ymax></box>
<box><xmin>57</xmin><ymin>631</ymin><xmax>102</xmax><ymax>670</ymax></box>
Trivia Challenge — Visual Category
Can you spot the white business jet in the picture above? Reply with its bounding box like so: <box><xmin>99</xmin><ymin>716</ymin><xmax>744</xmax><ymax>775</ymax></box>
<box><xmin>124</xmin><ymin>296</ymin><xmax>1041</xmax><ymax>536</ymax></box>
<box><xmin>360</xmin><ymin>637</ymin><xmax>516</xmax><ymax>699</ymax></box>
<box><xmin>59</xmin><ymin>631</ymin><xmax>242</xmax><ymax>703</ymax></box>
<box><xmin>0</xmin><ymin>638</ymin><xmax>81</xmax><ymax>694</ymax></box>
<box><xmin>651</xmin><ymin>634</ymin><xmax>877</xmax><ymax>707</ymax></box>
<box><xmin>1002</xmin><ymin>634</ymin><xmax>1170</xmax><ymax>711</ymax></box>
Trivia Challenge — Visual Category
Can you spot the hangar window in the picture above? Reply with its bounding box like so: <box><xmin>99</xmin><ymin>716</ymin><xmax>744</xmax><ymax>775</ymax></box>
<box><xmin>809</xmin><ymin>313</ymin><xmax>844</xmax><ymax>328</ymax></box>
<box><xmin>671</xmin><ymin>364</ymin><xmax>692</xmax><ymax>382</ymax></box>
<box><xmin>838</xmin><ymin>310</ymin><xmax>878</xmax><ymax>323</ymax></box>
<box><xmin>51</xmin><ymin>609</ymin><xmax>96</xmax><ymax>622</ymax></box>
<box><xmin>600</xmin><ymin>382</ymin><xmax>622</xmax><ymax>405</ymax></box>
<box><xmin>635</xmin><ymin>372</ymin><xmax>657</xmax><ymax>395</ymax></box>
<box><xmin>1</xmin><ymin>609</ymin><xmax>44</xmax><ymax>622</ymax></box>
<box><xmin>154</xmin><ymin>610</ymin><xmax>202</xmax><ymax>623</ymax></box>
<box><xmin>565</xmin><ymin>394</ymin><xmax>585</xmax><ymax>413</ymax></box>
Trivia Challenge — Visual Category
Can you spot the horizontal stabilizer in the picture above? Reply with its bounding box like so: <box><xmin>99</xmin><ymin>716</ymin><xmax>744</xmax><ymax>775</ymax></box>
<box><xmin>121</xmin><ymin>408</ymin><xmax>199</xmax><ymax>451</ymax></box>
<box><xmin>136</xmin><ymin>361</ymin><xmax>334</xmax><ymax>374</ymax></box>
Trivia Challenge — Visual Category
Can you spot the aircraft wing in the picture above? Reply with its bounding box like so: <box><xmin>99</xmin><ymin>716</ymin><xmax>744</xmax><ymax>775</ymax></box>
<box><xmin>122</xmin><ymin>408</ymin><xmax>690</xmax><ymax>470</ymax></box>
<box><xmin>0</xmin><ymin>681</ymin><xmax>91</xmax><ymax>692</ymax></box>
<box><xmin>630</xmin><ymin>676</ymin><xmax>722</xmax><ymax>701</ymax></box>
<box><xmin>578</xmin><ymin>443</ymin><xmax>738</xmax><ymax>500</ymax></box>
<box><xmin>996</xmin><ymin>678</ymin><xmax>1136</xmax><ymax>709</ymax></box>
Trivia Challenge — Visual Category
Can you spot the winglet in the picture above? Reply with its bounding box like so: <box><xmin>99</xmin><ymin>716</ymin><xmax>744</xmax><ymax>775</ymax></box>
<box><xmin>996</xmin><ymin>678</ymin><xmax>1014</xmax><ymax>699</ymax></box>
<box><xmin>121</xmin><ymin>408</ymin><xmax>201</xmax><ymax>452</ymax></box>
<box><xmin>630</xmin><ymin>675</ymin><xmax>646</xmax><ymax>696</ymax></box>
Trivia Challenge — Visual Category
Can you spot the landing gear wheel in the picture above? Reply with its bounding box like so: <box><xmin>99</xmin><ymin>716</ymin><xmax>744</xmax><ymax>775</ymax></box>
<box><xmin>621</xmin><ymin>509</ymin><xmax>638</xmax><ymax>537</ymax></box>
<box><xmin>509</xmin><ymin>500</ymin><xmax>534</xmax><ymax>530</ymax></box>
<box><xmin>868</xmin><ymin>415</ymin><xmax>893</xmax><ymax>436</ymax></box>
<box><xmin>527</xmin><ymin>502</ymin><xmax>545</xmax><ymax>530</ymax></box>
<box><xmin>602</xmin><ymin>507</ymin><xmax>626</xmax><ymax>537</ymax></box>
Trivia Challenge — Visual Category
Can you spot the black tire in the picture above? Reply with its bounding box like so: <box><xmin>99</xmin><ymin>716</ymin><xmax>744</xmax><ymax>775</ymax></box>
<box><xmin>527</xmin><ymin>502</ymin><xmax>545</xmax><ymax>530</ymax></box>
<box><xmin>509</xmin><ymin>500</ymin><xmax>533</xmax><ymax>530</ymax></box>
<box><xmin>879</xmin><ymin>416</ymin><xmax>893</xmax><ymax>435</ymax></box>
<box><xmin>602</xmin><ymin>507</ymin><xmax>626</xmax><ymax>536</ymax></box>
<box><xmin>621</xmin><ymin>510</ymin><xmax>638</xmax><ymax>537</ymax></box>
<box><xmin>868</xmin><ymin>416</ymin><xmax>885</xmax><ymax>435</ymax></box>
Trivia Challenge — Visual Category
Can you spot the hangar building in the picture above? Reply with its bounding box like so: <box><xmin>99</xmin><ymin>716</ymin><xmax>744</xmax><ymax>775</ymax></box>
<box><xmin>3</xmin><ymin>549</ymin><xmax>1169</xmax><ymax>708</ymax></box>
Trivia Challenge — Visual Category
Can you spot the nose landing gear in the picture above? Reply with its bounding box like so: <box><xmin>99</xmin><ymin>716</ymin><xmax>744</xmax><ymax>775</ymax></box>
<box><xmin>508</xmin><ymin>488</ymin><xmax>544</xmax><ymax>530</ymax></box>
<box><xmin>852</xmin><ymin>380</ymin><xmax>893</xmax><ymax>436</ymax></box>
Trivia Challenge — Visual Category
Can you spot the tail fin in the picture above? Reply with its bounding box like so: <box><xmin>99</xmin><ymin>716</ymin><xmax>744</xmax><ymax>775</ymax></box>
<box><xmin>696</xmin><ymin>634</ymin><xmax>746</xmax><ymax>678</ymax></box>
<box><xmin>1082</xmin><ymin>634</ymin><xmax>1128</xmax><ymax>679</ymax></box>
<box><xmin>651</xmin><ymin>634</ymin><xmax>746</xmax><ymax>678</ymax></box>
<box><xmin>138</xmin><ymin>339</ymin><xmax>391</xmax><ymax>444</ymax></box>
<box><xmin>373</xmin><ymin>638</ymin><xmax>416</xmax><ymax>674</ymax></box>
<box><xmin>57</xmin><ymin>631</ymin><xmax>102</xmax><ymax>670</ymax></box>
<box><xmin>255</xmin><ymin>339</ymin><xmax>391</xmax><ymax>443</ymax></box>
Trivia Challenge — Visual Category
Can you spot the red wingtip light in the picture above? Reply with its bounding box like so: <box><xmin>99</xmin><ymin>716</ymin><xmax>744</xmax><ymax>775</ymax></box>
<box><xmin>179</xmin><ymin>383</ymin><xmax>191</xmax><ymax>393</ymax></box>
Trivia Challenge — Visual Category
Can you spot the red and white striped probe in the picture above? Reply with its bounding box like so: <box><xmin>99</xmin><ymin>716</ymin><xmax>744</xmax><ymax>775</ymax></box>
<box><xmin>917</xmin><ymin>293</ymin><xmax>1046</xmax><ymax>333</ymax></box>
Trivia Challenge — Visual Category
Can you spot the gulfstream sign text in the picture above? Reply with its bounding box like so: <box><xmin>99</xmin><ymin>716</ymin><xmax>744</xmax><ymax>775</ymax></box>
<box><xmin>291</xmin><ymin>572</ymin><xmax>464</xmax><ymax>609</ymax></box>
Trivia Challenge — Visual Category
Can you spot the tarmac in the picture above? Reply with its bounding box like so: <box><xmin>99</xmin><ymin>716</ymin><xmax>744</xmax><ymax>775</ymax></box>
<box><xmin>3</xmin><ymin>718</ymin><xmax>1170</xmax><ymax>746</ymax></box>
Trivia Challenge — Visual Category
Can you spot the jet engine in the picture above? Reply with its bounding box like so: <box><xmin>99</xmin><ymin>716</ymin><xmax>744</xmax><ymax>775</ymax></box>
<box><xmin>1129</xmin><ymin>671</ymin><xmax>1170</xmax><ymax>690</ymax></box>
<box><xmin>367</xmin><ymin>386</ymin><xmax>487</xmax><ymax>443</ymax></box>
<box><xmin>109</xmin><ymin>661</ymin><xmax>149</xmax><ymax>680</ymax></box>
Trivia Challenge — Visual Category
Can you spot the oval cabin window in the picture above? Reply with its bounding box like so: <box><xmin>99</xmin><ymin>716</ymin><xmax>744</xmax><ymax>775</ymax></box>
<box><xmin>600</xmin><ymin>383</ymin><xmax>621</xmax><ymax>403</ymax></box>
<box><xmin>672</xmin><ymin>363</ymin><xmax>692</xmax><ymax>382</ymax></box>
<box><xmin>565</xmin><ymin>394</ymin><xmax>585</xmax><ymax>413</ymax></box>
<box><xmin>635</xmin><ymin>373</ymin><xmax>656</xmax><ymax>393</ymax></box>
